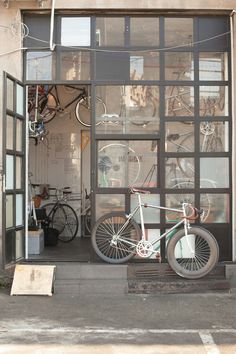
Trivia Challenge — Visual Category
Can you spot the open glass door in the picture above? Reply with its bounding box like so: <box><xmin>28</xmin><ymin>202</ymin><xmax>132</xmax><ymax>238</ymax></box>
<box><xmin>2</xmin><ymin>72</ymin><xmax>26</xmax><ymax>267</ymax></box>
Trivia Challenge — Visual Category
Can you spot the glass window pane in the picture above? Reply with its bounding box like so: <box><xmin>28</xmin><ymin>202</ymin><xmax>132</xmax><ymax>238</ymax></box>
<box><xmin>130</xmin><ymin>52</ymin><xmax>160</xmax><ymax>80</ymax></box>
<box><xmin>7</xmin><ymin>78</ymin><xmax>14</xmax><ymax>111</ymax></box>
<box><xmin>200</xmin><ymin>86</ymin><xmax>228</xmax><ymax>116</ymax></box>
<box><xmin>6</xmin><ymin>155</ymin><xmax>14</xmax><ymax>190</ymax></box>
<box><xmin>131</xmin><ymin>194</ymin><xmax>160</xmax><ymax>223</ymax></box>
<box><xmin>5</xmin><ymin>230</ymin><xmax>15</xmax><ymax>264</ymax></box>
<box><xmin>95</xmin><ymin>52</ymin><xmax>129</xmax><ymax>81</ymax></box>
<box><xmin>165</xmin><ymin>86</ymin><xmax>194</xmax><ymax>116</ymax></box>
<box><xmin>165</xmin><ymin>18</ymin><xmax>193</xmax><ymax>47</ymax></box>
<box><xmin>16</xmin><ymin>156</ymin><xmax>22</xmax><ymax>189</ymax></box>
<box><xmin>200</xmin><ymin>158</ymin><xmax>229</xmax><ymax>188</ymax></box>
<box><xmin>165</xmin><ymin>52</ymin><xmax>194</xmax><ymax>80</ymax></box>
<box><xmin>130</xmin><ymin>17</ymin><xmax>159</xmax><ymax>46</ymax></box>
<box><xmin>96</xmin><ymin>194</ymin><xmax>125</xmax><ymax>220</ymax></box>
<box><xmin>61</xmin><ymin>17</ymin><xmax>91</xmax><ymax>46</ymax></box>
<box><xmin>6</xmin><ymin>115</ymin><xmax>14</xmax><ymax>150</ymax></box>
<box><xmin>6</xmin><ymin>194</ymin><xmax>14</xmax><ymax>228</ymax></box>
<box><xmin>165</xmin><ymin>194</ymin><xmax>194</xmax><ymax>223</ymax></box>
<box><xmin>165</xmin><ymin>157</ymin><xmax>195</xmax><ymax>188</ymax></box>
<box><xmin>60</xmin><ymin>51</ymin><xmax>90</xmax><ymax>80</ymax></box>
<box><xmin>16</xmin><ymin>119</ymin><xmax>23</xmax><ymax>151</ymax></box>
<box><xmin>200</xmin><ymin>121</ymin><xmax>229</xmax><ymax>152</ymax></box>
<box><xmin>16</xmin><ymin>194</ymin><xmax>23</xmax><ymax>226</ymax></box>
<box><xmin>97</xmin><ymin>140</ymin><xmax>158</xmax><ymax>188</ymax></box>
<box><xmin>95</xmin><ymin>85</ymin><xmax>159</xmax><ymax>134</ymax></box>
<box><xmin>199</xmin><ymin>52</ymin><xmax>228</xmax><ymax>81</ymax></box>
<box><xmin>16</xmin><ymin>230</ymin><xmax>24</xmax><ymax>260</ymax></box>
<box><xmin>200</xmin><ymin>194</ymin><xmax>230</xmax><ymax>223</ymax></box>
<box><xmin>26</xmin><ymin>52</ymin><xmax>55</xmax><ymax>81</ymax></box>
<box><xmin>165</xmin><ymin>122</ymin><xmax>194</xmax><ymax>153</ymax></box>
<box><xmin>16</xmin><ymin>84</ymin><xmax>24</xmax><ymax>116</ymax></box>
<box><xmin>96</xmin><ymin>17</ymin><xmax>125</xmax><ymax>46</ymax></box>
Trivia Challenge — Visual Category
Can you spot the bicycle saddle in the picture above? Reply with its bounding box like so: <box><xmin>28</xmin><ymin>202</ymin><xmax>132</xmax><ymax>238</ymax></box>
<box><xmin>129</xmin><ymin>187</ymin><xmax>150</xmax><ymax>194</ymax></box>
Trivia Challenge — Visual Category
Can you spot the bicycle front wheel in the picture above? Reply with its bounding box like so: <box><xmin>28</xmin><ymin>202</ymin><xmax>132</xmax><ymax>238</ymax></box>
<box><xmin>167</xmin><ymin>226</ymin><xmax>219</xmax><ymax>279</ymax></box>
<box><xmin>91</xmin><ymin>212</ymin><xmax>141</xmax><ymax>264</ymax></box>
<box><xmin>75</xmin><ymin>96</ymin><xmax>106</xmax><ymax>127</ymax></box>
<box><xmin>52</xmin><ymin>204</ymin><xmax>79</xmax><ymax>242</ymax></box>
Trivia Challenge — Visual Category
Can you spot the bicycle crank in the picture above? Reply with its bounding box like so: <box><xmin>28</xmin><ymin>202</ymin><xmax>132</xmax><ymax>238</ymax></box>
<box><xmin>136</xmin><ymin>240</ymin><xmax>154</xmax><ymax>258</ymax></box>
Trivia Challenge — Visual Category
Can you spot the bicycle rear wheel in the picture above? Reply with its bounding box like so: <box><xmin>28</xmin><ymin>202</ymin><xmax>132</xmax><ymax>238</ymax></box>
<box><xmin>91</xmin><ymin>212</ymin><xmax>141</xmax><ymax>264</ymax></box>
<box><xmin>167</xmin><ymin>226</ymin><xmax>219</xmax><ymax>279</ymax></box>
<box><xmin>75</xmin><ymin>96</ymin><xmax>106</xmax><ymax>127</ymax></box>
<box><xmin>52</xmin><ymin>204</ymin><xmax>79</xmax><ymax>242</ymax></box>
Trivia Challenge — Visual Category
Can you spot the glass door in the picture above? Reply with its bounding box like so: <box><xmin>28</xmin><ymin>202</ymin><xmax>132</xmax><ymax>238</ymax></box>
<box><xmin>2</xmin><ymin>72</ymin><xmax>26</xmax><ymax>266</ymax></box>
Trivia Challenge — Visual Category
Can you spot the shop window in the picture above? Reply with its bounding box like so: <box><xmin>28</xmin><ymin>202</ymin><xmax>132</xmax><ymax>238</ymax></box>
<box><xmin>198</xmin><ymin>17</ymin><xmax>230</xmax><ymax>51</ymax></box>
<box><xmin>130</xmin><ymin>17</ymin><xmax>159</xmax><ymax>46</ymax></box>
<box><xmin>199</xmin><ymin>52</ymin><xmax>228</xmax><ymax>81</ymax></box>
<box><xmin>165</xmin><ymin>194</ymin><xmax>194</xmax><ymax>223</ymax></box>
<box><xmin>200</xmin><ymin>157</ymin><xmax>229</xmax><ymax>188</ymax></box>
<box><xmin>26</xmin><ymin>51</ymin><xmax>56</xmax><ymax>81</ymax></box>
<box><xmin>199</xmin><ymin>86</ymin><xmax>228</xmax><ymax>116</ymax></box>
<box><xmin>6</xmin><ymin>78</ymin><xmax>14</xmax><ymax>111</ymax></box>
<box><xmin>6</xmin><ymin>155</ymin><xmax>14</xmax><ymax>190</ymax></box>
<box><xmin>16</xmin><ymin>119</ymin><xmax>23</xmax><ymax>152</ymax></box>
<box><xmin>6</xmin><ymin>115</ymin><xmax>14</xmax><ymax>150</ymax></box>
<box><xmin>96</xmin><ymin>194</ymin><xmax>125</xmax><ymax>220</ymax></box>
<box><xmin>165</xmin><ymin>122</ymin><xmax>194</xmax><ymax>153</ymax></box>
<box><xmin>165</xmin><ymin>86</ymin><xmax>194</xmax><ymax>116</ymax></box>
<box><xmin>165</xmin><ymin>18</ymin><xmax>193</xmax><ymax>47</ymax></box>
<box><xmin>97</xmin><ymin>140</ymin><xmax>158</xmax><ymax>188</ymax></box>
<box><xmin>24</xmin><ymin>15</ymin><xmax>50</xmax><ymax>48</ymax></box>
<box><xmin>60</xmin><ymin>51</ymin><xmax>90</xmax><ymax>80</ymax></box>
<box><xmin>199</xmin><ymin>121</ymin><xmax>229</xmax><ymax>152</ymax></box>
<box><xmin>6</xmin><ymin>195</ymin><xmax>14</xmax><ymax>228</ymax></box>
<box><xmin>95</xmin><ymin>52</ymin><xmax>129</xmax><ymax>81</ymax></box>
<box><xmin>165</xmin><ymin>52</ymin><xmax>194</xmax><ymax>81</ymax></box>
<box><xmin>96</xmin><ymin>17</ymin><xmax>125</xmax><ymax>46</ymax></box>
<box><xmin>200</xmin><ymin>194</ymin><xmax>230</xmax><ymax>223</ymax></box>
<box><xmin>61</xmin><ymin>17</ymin><xmax>91</xmax><ymax>46</ymax></box>
<box><xmin>130</xmin><ymin>52</ymin><xmax>160</xmax><ymax>80</ymax></box>
<box><xmin>165</xmin><ymin>157</ymin><xmax>195</xmax><ymax>189</ymax></box>
<box><xmin>95</xmin><ymin>85</ymin><xmax>159</xmax><ymax>134</ymax></box>
<box><xmin>131</xmin><ymin>194</ymin><xmax>160</xmax><ymax>223</ymax></box>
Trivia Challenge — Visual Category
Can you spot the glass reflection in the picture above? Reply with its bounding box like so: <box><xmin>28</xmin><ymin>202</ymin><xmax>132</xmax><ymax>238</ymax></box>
<box><xmin>7</xmin><ymin>78</ymin><xmax>14</xmax><ymax>111</ymax></box>
<box><xmin>95</xmin><ymin>85</ymin><xmax>159</xmax><ymax>134</ymax></box>
<box><xmin>130</xmin><ymin>17</ymin><xmax>159</xmax><ymax>46</ymax></box>
<box><xmin>199</xmin><ymin>86</ymin><xmax>228</xmax><ymax>116</ymax></box>
<box><xmin>97</xmin><ymin>140</ymin><xmax>158</xmax><ymax>188</ymax></box>
<box><xmin>165</xmin><ymin>194</ymin><xmax>194</xmax><ymax>222</ymax></box>
<box><xmin>16</xmin><ymin>119</ymin><xmax>23</xmax><ymax>151</ymax></box>
<box><xmin>6</xmin><ymin>115</ymin><xmax>14</xmax><ymax>150</ymax></box>
<box><xmin>165</xmin><ymin>86</ymin><xmax>194</xmax><ymax>116</ymax></box>
<box><xmin>60</xmin><ymin>51</ymin><xmax>90</xmax><ymax>80</ymax></box>
<box><xmin>199</xmin><ymin>52</ymin><xmax>228</xmax><ymax>81</ymax></box>
<box><xmin>165</xmin><ymin>122</ymin><xmax>194</xmax><ymax>153</ymax></box>
<box><xmin>131</xmin><ymin>194</ymin><xmax>160</xmax><ymax>223</ymax></box>
<box><xmin>200</xmin><ymin>194</ymin><xmax>229</xmax><ymax>223</ymax></box>
<box><xmin>6</xmin><ymin>155</ymin><xmax>14</xmax><ymax>190</ymax></box>
<box><xmin>130</xmin><ymin>52</ymin><xmax>160</xmax><ymax>80</ymax></box>
<box><xmin>16</xmin><ymin>230</ymin><xmax>24</xmax><ymax>260</ymax></box>
<box><xmin>6</xmin><ymin>194</ymin><xmax>14</xmax><ymax>228</ymax></box>
<box><xmin>165</xmin><ymin>157</ymin><xmax>195</xmax><ymax>188</ymax></box>
<box><xmin>96</xmin><ymin>17</ymin><xmax>125</xmax><ymax>46</ymax></box>
<box><xmin>96</xmin><ymin>194</ymin><xmax>125</xmax><ymax>220</ymax></box>
<box><xmin>61</xmin><ymin>17</ymin><xmax>91</xmax><ymax>46</ymax></box>
<box><xmin>165</xmin><ymin>18</ymin><xmax>193</xmax><ymax>47</ymax></box>
<box><xmin>200</xmin><ymin>158</ymin><xmax>229</xmax><ymax>188</ymax></box>
<box><xmin>16</xmin><ymin>84</ymin><xmax>24</xmax><ymax>116</ymax></box>
<box><xmin>200</xmin><ymin>121</ymin><xmax>229</xmax><ymax>152</ymax></box>
<box><xmin>165</xmin><ymin>52</ymin><xmax>194</xmax><ymax>80</ymax></box>
<box><xmin>26</xmin><ymin>52</ymin><xmax>55</xmax><ymax>81</ymax></box>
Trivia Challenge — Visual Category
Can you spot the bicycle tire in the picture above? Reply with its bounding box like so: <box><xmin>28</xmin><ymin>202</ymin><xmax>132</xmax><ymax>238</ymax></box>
<box><xmin>51</xmin><ymin>204</ymin><xmax>79</xmax><ymax>242</ymax></box>
<box><xmin>75</xmin><ymin>96</ymin><xmax>106</xmax><ymax>127</ymax></box>
<box><xmin>167</xmin><ymin>226</ymin><xmax>219</xmax><ymax>279</ymax></box>
<box><xmin>91</xmin><ymin>212</ymin><xmax>141</xmax><ymax>264</ymax></box>
<box><xmin>38</xmin><ymin>92</ymin><xmax>58</xmax><ymax>124</ymax></box>
<box><xmin>84</xmin><ymin>209</ymin><xmax>91</xmax><ymax>234</ymax></box>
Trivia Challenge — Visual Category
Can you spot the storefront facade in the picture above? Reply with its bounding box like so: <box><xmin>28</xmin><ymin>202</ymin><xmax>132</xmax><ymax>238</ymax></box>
<box><xmin>0</xmin><ymin>0</ymin><xmax>236</xmax><ymax>272</ymax></box>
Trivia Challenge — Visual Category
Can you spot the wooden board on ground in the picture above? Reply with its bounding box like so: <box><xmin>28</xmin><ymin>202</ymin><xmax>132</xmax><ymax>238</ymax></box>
<box><xmin>10</xmin><ymin>264</ymin><xmax>56</xmax><ymax>296</ymax></box>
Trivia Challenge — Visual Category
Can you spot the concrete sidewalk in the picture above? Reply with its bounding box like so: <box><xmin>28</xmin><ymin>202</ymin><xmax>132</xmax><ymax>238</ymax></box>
<box><xmin>0</xmin><ymin>288</ymin><xmax>236</xmax><ymax>353</ymax></box>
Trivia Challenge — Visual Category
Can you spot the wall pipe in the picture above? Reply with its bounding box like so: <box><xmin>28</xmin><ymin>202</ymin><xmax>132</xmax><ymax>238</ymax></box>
<box><xmin>50</xmin><ymin>0</ymin><xmax>56</xmax><ymax>51</ymax></box>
